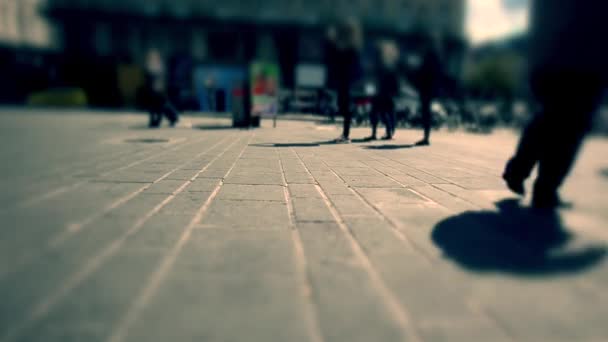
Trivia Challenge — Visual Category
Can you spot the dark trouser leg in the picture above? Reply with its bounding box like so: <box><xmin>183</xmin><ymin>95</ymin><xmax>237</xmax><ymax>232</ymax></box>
<box><xmin>338</xmin><ymin>89</ymin><xmax>351</xmax><ymax>138</ymax></box>
<box><xmin>388</xmin><ymin>111</ymin><xmax>396</xmax><ymax>136</ymax></box>
<box><xmin>163</xmin><ymin>101</ymin><xmax>179</xmax><ymax>125</ymax></box>
<box><xmin>420</xmin><ymin>92</ymin><xmax>432</xmax><ymax>141</ymax></box>
<box><xmin>505</xmin><ymin>113</ymin><xmax>545</xmax><ymax>182</ymax></box>
<box><xmin>385</xmin><ymin>103</ymin><xmax>396</xmax><ymax>137</ymax></box>
<box><xmin>369</xmin><ymin>108</ymin><xmax>379</xmax><ymax>137</ymax></box>
<box><xmin>149</xmin><ymin>111</ymin><xmax>161</xmax><ymax>127</ymax></box>
<box><xmin>508</xmin><ymin>70</ymin><xmax>603</xmax><ymax>205</ymax></box>
<box><xmin>534</xmin><ymin>81</ymin><xmax>602</xmax><ymax>200</ymax></box>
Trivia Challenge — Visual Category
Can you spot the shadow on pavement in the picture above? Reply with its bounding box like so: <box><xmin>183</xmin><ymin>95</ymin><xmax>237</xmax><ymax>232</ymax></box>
<box><xmin>196</xmin><ymin>124</ymin><xmax>240</xmax><ymax>130</ymax></box>
<box><xmin>124</xmin><ymin>138</ymin><xmax>170</xmax><ymax>144</ymax></box>
<box><xmin>431</xmin><ymin>199</ymin><xmax>606</xmax><ymax>276</ymax></box>
<box><xmin>600</xmin><ymin>168</ymin><xmax>608</xmax><ymax>178</ymax></box>
<box><xmin>363</xmin><ymin>144</ymin><xmax>415</xmax><ymax>150</ymax></box>
<box><xmin>250</xmin><ymin>141</ymin><xmax>336</xmax><ymax>148</ymax></box>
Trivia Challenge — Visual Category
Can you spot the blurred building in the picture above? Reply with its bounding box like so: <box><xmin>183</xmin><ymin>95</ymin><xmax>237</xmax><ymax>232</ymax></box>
<box><xmin>0</xmin><ymin>0</ymin><xmax>59</xmax><ymax>103</ymax></box>
<box><xmin>0</xmin><ymin>0</ymin><xmax>466</xmax><ymax>108</ymax></box>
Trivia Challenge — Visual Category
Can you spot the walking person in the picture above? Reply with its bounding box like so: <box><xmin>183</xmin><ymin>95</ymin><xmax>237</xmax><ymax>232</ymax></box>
<box><xmin>323</xmin><ymin>26</ymin><xmax>339</xmax><ymax>123</ymax></box>
<box><xmin>144</xmin><ymin>49</ymin><xmax>179</xmax><ymax>128</ymax></box>
<box><xmin>412</xmin><ymin>34</ymin><xmax>442</xmax><ymax>146</ymax></box>
<box><xmin>366</xmin><ymin>40</ymin><xmax>401</xmax><ymax>141</ymax></box>
<box><xmin>503</xmin><ymin>0</ymin><xmax>607</xmax><ymax>209</ymax></box>
<box><xmin>330</xmin><ymin>18</ymin><xmax>362</xmax><ymax>144</ymax></box>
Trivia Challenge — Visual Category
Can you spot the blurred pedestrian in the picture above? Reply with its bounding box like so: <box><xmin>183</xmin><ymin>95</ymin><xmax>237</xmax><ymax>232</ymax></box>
<box><xmin>503</xmin><ymin>0</ymin><xmax>608</xmax><ymax>209</ymax></box>
<box><xmin>144</xmin><ymin>49</ymin><xmax>179</xmax><ymax>128</ymax></box>
<box><xmin>323</xmin><ymin>26</ymin><xmax>339</xmax><ymax>123</ymax></box>
<box><xmin>412</xmin><ymin>33</ymin><xmax>442</xmax><ymax>146</ymax></box>
<box><xmin>204</xmin><ymin>75</ymin><xmax>217</xmax><ymax>112</ymax></box>
<box><xmin>330</xmin><ymin>18</ymin><xmax>362</xmax><ymax>144</ymax></box>
<box><xmin>366</xmin><ymin>40</ymin><xmax>401</xmax><ymax>141</ymax></box>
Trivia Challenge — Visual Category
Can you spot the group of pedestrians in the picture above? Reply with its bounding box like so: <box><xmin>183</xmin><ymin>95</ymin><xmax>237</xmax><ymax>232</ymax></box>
<box><xmin>140</xmin><ymin>0</ymin><xmax>606</xmax><ymax>212</ymax></box>
<box><xmin>325</xmin><ymin>0</ymin><xmax>607</xmax><ymax>212</ymax></box>
<box><xmin>325</xmin><ymin>19</ymin><xmax>442</xmax><ymax>146</ymax></box>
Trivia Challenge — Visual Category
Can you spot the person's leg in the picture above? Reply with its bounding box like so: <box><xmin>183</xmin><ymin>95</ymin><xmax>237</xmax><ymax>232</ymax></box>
<box><xmin>163</xmin><ymin>101</ymin><xmax>179</xmax><ymax>126</ymax></box>
<box><xmin>147</xmin><ymin>90</ymin><xmax>161</xmax><ymax>127</ymax></box>
<box><xmin>389</xmin><ymin>111</ymin><xmax>396</xmax><ymax>137</ymax></box>
<box><xmin>416</xmin><ymin>92</ymin><xmax>432</xmax><ymax>145</ymax></box>
<box><xmin>503</xmin><ymin>113</ymin><xmax>545</xmax><ymax>195</ymax></box>
<box><xmin>366</xmin><ymin>98</ymin><xmax>379</xmax><ymax>140</ymax></box>
<box><xmin>532</xmin><ymin>74</ymin><xmax>603</xmax><ymax>208</ymax></box>
<box><xmin>503</xmin><ymin>69</ymin><xmax>553</xmax><ymax>195</ymax></box>
<box><xmin>386</xmin><ymin>100</ymin><xmax>396</xmax><ymax>138</ymax></box>
<box><xmin>149</xmin><ymin>111</ymin><xmax>160</xmax><ymax>127</ymax></box>
<box><xmin>337</xmin><ymin>88</ymin><xmax>351</xmax><ymax>141</ymax></box>
<box><xmin>328</xmin><ymin>90</ymin><xmax>336</xmax><ymax>123</ymax></box>
<box><xmin>369</xmin><ymin>110</ymin><xmax>379</xmax><ymax>139</ymax></box>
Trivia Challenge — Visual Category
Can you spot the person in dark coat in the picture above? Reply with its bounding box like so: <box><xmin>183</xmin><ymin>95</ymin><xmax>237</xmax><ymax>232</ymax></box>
<box><xmin>323</xmin><ymin>26</ymin><xmax>339</xmax><ymax>122</ymax></box>
<box><xmin>503</xmin><ymin>0</ymin><xmax>608</xmax><ymax>209</ymax></box>
<box><xmin>144</xmin><ymin>49</ymin><xmax>179</xmax><ymax>128</ymax></box>
<box><xmin>331</xmin><ymin>18</ymin><xmax>362</xmax><ymax>144</ymax></box>
<box><xmin>412</xmin><ymin>36</ymin><xmax>442</xmax><ymax>146</ymax></box>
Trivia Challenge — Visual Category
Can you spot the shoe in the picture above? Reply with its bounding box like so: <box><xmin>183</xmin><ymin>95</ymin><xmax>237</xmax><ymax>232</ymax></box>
<box><xmin>503</xmin><ymin>173</ymin><xmax>525</xmax><ymax>196</ymax></box>
<box><xmin>362</xmin><ymin>135</ymin><xmax>377</xmax><ymax>142</ymax></box>
<box><xmin>415</xmin><ymin>139</ymin><xmax>430</xmax><ymax>146</ymax></box>
<box><xmin>381</xmin><ymin>135</ymin><xmax>393</xmax><ymax>140</ymax></box>
<box><xmin>502</xmin><ymin>160</ymin><xmax>525</xmax><ymax>196</ymax></box>
<box><xmin>333</xmin><ymin>136</ymin><xmax>351</xmax><ymax>144</ymax></box>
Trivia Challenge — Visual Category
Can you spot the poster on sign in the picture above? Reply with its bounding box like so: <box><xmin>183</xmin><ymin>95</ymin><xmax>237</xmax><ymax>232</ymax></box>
<box><xmin>250</xmin><ymin>62</ymin><xmax>280</xmax><ymax>123</ymax></box>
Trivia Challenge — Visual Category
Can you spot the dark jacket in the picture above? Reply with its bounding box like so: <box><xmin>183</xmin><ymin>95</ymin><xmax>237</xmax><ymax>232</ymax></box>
<box><xmin>376</xmin><ymin>65</ymin><xmax>400</xmax><ymax>99</ymax></box>
<box><xmin>333</xmin><ymin>47</ymin><xmax>360</xmax><ymax>93</ymax></box>
<box><xmin>414</xmin><ymin>47</ymin><xmax>441</xmax><ymax>97</ymax></box>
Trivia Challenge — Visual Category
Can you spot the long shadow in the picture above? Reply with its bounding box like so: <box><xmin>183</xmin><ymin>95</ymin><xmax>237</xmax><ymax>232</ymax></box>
<box><xmin>364</xmin><ymin>144</ymin><xmax>415</xmax><ymax>150</ymax></box>
<box><xmin>250</xmin><ymin>141</ymin><xmax>336</xmax><ymax>148</ymax></box>
<box><xmin>350</xmin><ymin>138</ymin><xmax>375</xmax><ymax>143</ymax></box>
<box><xmin>196</xmin><ymin>124</ymin><xmax>242</xmax><ymax>131</ymax></box>
<box><xmin>431</xmin><ymin>199</ymin><xmax>606</xmax><ymax>276</ymax></box>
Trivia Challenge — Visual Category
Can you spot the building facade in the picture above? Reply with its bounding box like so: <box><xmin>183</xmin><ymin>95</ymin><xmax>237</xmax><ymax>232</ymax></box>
<box><xmin>1</xmin><ymin>0</ymin><xmax>466</xmax><ymax>107</ymax></box>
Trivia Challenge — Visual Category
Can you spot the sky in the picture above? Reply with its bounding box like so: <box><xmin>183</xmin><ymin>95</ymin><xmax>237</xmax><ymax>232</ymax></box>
<box><xmin>466</xmin><ymin>0</ymin><xmax>529</xmax><ymax>45</ymax></box>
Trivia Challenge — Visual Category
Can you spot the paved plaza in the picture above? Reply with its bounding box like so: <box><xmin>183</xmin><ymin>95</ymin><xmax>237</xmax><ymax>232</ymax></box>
<box><xmin>1</xmin><ymin>109</ymin><xmax>607</xmax><ymax>342</ymax></box>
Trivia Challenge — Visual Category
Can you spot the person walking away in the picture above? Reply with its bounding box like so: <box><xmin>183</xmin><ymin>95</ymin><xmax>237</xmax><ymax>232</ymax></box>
<box><xmin>412</xmin><ymin>35</ymin><xmax>442</xmax><ymax>146</ymax></box>
<box><xmin>332</xmin><ymin>18</ymin><xmax>362</xmax><ymax>144</ymax></box>
<box><xmin>145</xmin><ymin>49</ymin><xmax>179</xmax><ymax>128</ymax></box>
<box><xmin>502</xmin><ymin>0</ymin><xmax>608</xmax><ymax>209</ymax></box>
<box><xmin>366</xmin><ymin>40</ymin><xmax>401</xmax><ymax>141</ymax></box>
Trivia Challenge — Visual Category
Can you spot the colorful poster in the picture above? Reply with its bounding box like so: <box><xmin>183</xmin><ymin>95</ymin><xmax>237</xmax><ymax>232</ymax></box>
<box><xmin>250</xmin><ymin>61</ymin><xmax>280</xmax><ymax>117</ymax></box>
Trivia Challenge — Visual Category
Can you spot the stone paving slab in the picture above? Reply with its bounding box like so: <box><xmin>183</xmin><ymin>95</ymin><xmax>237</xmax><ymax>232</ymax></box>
<box><xmin>1</xmin><ymin>110</ymin><xmax>608</xmax><ymax>342</ymax></box>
